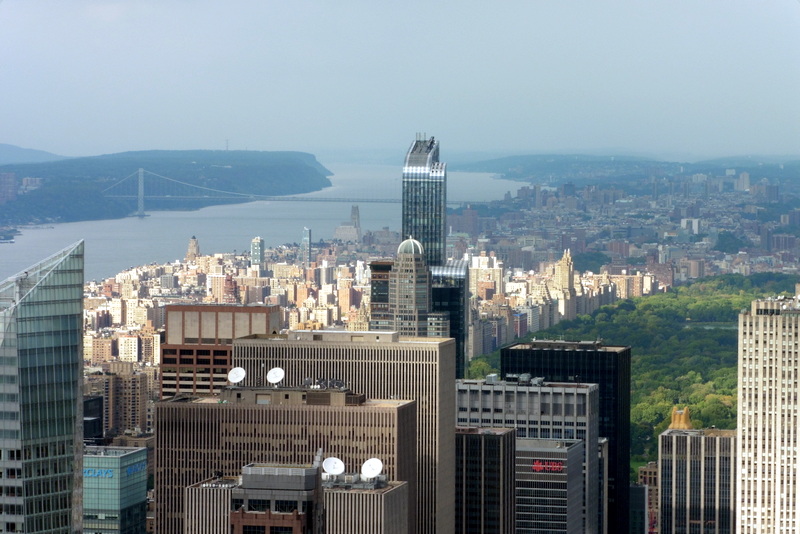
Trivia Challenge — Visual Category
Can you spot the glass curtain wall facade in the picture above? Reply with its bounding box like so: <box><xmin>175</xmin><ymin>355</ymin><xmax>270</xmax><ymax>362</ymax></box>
<box><xmin>250</xmin><ymin>236</ymin><xmax>264</xmax><ymax>267</ymax></box>
<box><xmin>431</xmin><ymin>259</ymin><xmax>469</xmax><ymax>379</ymax></box>
<box><xmin>301</xmin><ymin>227</ymin><xmax>312</xmax><ymax>267</ymax></box>
<box><xmin>0</xmin><ymin>241</ymin><xmax>84</xmax><ymax>533</ymax></box>
<box><xmin>402</xmin><ymin>135</ymin><xmax>446</xmax><ymax>267</ymax></box>
<box><xmin>83</xmin><ymin>446</ymin><xmax>148</xmax><ymax>534</ymax></box>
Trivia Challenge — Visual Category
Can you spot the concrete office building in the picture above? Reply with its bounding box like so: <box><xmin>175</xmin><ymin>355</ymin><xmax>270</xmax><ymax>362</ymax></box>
<box><xmin>234</xmin><ymin>330</ymin><xmax>456</xmax><ymax>534</ymax></box>
<box><xmin>83</xmin><ymin>446</ymin><xmax>148</xmax><ymax>534</ymax></box>
<box><xmin>159</xmin><ymin>303</ymin><xmax>281</xmax><ymax>397</ymax></box>
<box><xmin>737</xmin><ymin>293</ymin><xmax>800</xmax><ymax>534</ymax></box>
<box><xmin>502</xmin><ymin>340</ymin><xmax>630</xmax><ymax>534</ymax></box>
<box><xmin>184</xmin><ymin>475</ymin><xmax>239</xmax><ymax>534</ymax></box>
<box><xmin>187</xmin><ymin>460</ymin><xmax>408</xmax><ymax>534</ymax></box>
<box><xmin>186</xmin><ymin>462</ymin><xmax>324</xmax><ymax>534</ymax></box>
<box><xmin>0</xmin><ymin>242</ymin><xmax>84</xmax><ymax>533</ymax></box>
<box><xmin>402</xmin><ymin>134</ymin><xmax>447</xmax><ymax>267</ymax></box>
<box><xmin>324</xmin><ymin>476</ymin><xmax>409</xmax><ymax>534</ymax></box>
<box><xmin>455</xmin><ymin>427</ymin><xmax>516</xmax><ymax>534</ymax></box>
<box><xmin>155</xmin><ymin>385</ymin><xmax>416</xmax><ymax>533</ymax></box>
<box><xmin>456</xmin><ymin>376</ymin><xmax>601</xmax><ymax>534</ymax></box>
<box><xmin>659</xmin><ymin>409</ymin><xmax>735</xmax><ymax>534</ymax></box>
<box><xmin>517</xmin><ymin>439</ymin><xmax>585</xmax><ymax>534</ymax></box>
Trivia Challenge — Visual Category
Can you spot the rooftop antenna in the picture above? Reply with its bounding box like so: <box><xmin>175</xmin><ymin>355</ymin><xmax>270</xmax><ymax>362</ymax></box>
<box><xmin>266</xmin><ymin>367</ymin><xmax>285</xmax><ymax>387</ymax></box>
<box><xmin>322</xmin><ymin>456</ymin><xmax>345</xmax><ymax>481</ymax></box>
<box><xmin>360</xmin><ymin>458</ymin><xmax>383</xmax><ymax>481</ymax></box>
<box><xmin>227</xmin><ymin>367</ymin><xmax>246</xmax><ymax>385</ymax></box>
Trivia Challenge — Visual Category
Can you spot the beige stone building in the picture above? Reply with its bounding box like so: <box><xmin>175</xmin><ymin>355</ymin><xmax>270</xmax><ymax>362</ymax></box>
<box><xmin>233</xmin><ymin>330</ymin><xmax>456</xmax><ymax>534</ymax></box>
<box><xmin>155</xmin><ymin>386</ymin><xmax>416</xmax><ymax>534</ymax></box>
<box><xmin>737</xmin><ymin>293</ymin><xmax>800</xmax><ymax>533</ymax></box>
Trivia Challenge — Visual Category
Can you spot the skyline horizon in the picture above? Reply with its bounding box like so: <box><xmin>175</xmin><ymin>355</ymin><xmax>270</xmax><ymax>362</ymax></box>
<box><xmin>3</xmin><ymin>140</ymin><xmax>799</xmax><ymax>167</ymax></box>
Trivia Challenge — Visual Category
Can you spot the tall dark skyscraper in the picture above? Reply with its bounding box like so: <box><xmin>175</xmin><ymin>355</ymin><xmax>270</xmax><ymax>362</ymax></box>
<box><xmin>501</xmin><ymin>340</ymin><xmax>631</xmax><ymax>534</ymax></box>
<box><xmin>431</xmin><ymin>259</ymin><xmax>469</xmax><ymax>378</ymax></box>
<box><xmin>0</xmin><ymin>242</ymin><xmax>85</xmax><ymax>533</ymax></box>
<box><xmin>402</xmin><ymin>134</ymin><xmax>446</xmax><ymax>267</ymax></box>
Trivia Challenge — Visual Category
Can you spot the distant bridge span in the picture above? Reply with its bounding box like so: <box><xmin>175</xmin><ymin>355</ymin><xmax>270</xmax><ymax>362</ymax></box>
<box><xmin>101</xmin><ymin>168</ymin><xmax>489</xmax><ymax>216</ymax></box>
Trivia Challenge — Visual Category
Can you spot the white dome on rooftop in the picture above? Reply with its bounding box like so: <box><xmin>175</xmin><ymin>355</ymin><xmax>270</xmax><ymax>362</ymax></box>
<box><xmin>397</xmin><ymin>237</ymin><xmax>424</xmax><ymax>255</ymax></box>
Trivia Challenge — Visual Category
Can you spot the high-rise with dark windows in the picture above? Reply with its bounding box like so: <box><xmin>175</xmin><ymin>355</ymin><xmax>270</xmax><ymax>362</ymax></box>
<box><xmin>402</xmin><ymin>134</ymin><xmax>446</xmax><ymax>267</ymax></box>
<box><xmin>501</xmin><ymin>340</ymin><xmax>631</xmax><ymax>534</ymax></box>
<box><xmin>431</xmin><ymin>259</ymin><xmax>469</xmax><ymax>378</ymax></box>
<box><xmin>0</xmin><ymin>242</ymin><xmax>85</xmax><ymax>533</ymax></box>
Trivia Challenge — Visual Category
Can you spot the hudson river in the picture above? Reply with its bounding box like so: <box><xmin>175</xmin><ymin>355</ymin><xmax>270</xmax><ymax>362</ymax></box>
<box><xmin>0</xmin><ymin>163</ymin><xmax>522</xmax><ymax>281</ymax></box>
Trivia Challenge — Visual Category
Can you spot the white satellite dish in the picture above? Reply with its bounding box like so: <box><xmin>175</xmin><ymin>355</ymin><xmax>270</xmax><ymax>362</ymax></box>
<box><xmin>361</xmin><ymin>458</ymin><xmax>383</xmax><ymax>479</ymax></box>
<box><xmin>266</xmin><ymin>367</ymin><xmax>285</xmax><ymax>385</ymax></box>
<box><xmin>322</xmin><ymin>457</ymin><xmax>345</xmax><ymax>476</ymax></box>
<box><xmin>227</xmin><ymin>367</ymin><xmax>246</xmax><ymax>384</ymax></box>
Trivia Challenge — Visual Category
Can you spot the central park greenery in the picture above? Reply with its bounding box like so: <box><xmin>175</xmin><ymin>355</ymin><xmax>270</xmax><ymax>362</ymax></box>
<box><xmin>466</xmin><ymin>272</ymin><xmax>799</xmax><ymax>474</ymax></box>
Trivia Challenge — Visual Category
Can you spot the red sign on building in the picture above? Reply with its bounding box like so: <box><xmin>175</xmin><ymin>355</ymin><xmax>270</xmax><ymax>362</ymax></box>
<box><xmin>531</xmin><ymin>460</ymin><xmax>564</xmax><ymax>473</ymax></box>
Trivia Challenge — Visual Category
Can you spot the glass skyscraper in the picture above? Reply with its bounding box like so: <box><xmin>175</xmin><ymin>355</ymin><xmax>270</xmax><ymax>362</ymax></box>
<box><xmin>301</xmin><ymin>227</ymin><xmax>312</xmax><ymax>267</ymax></box>
<box><xmin>250</xmin><ymin>236</ymin><xmax>264</xmax><ymax>266</ymax></box>
<box><xmin>431</xmin><ymin>259</ymin><xmax>469</xmax><ymax>379</ymax></box>
<box><xmin>402</xmin><ymin>134</ymin><xmax>447</xmax><ymax>267</ymax></box>
<box><xmin>0</xmin><ymin>241</ymin><xmax>84</xmax><ymax>533</ymax></box>
<box><xmin>83</xmin><ymin>446</ymin><xmax>148</xmax><ymax>534</ymax></box>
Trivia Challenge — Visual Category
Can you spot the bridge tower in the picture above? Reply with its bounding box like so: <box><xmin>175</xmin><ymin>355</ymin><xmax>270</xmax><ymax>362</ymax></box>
<box><xmin>137</xmin><ymin>168</ymin><xmax>145</xmax><ymax>218</ymax></box>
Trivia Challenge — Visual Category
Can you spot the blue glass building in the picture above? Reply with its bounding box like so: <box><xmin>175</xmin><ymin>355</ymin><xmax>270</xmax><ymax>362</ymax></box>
<box><xmin>402</xmin><ymin>135</ymin><xmax>447</xmax><ymax>267</ymax></box>
<box><xmin>83</xmin><ymin>446</ymin><xmax>148</xmax><ymax>534</ymax></box>
<box><xmin>0</xmin><ymin>241</ymin><xmax>84</xmax><ymax>533</ymax></box>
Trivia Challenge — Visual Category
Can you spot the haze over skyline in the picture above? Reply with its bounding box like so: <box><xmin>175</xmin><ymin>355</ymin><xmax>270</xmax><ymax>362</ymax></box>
<box><xmin>1</xmin><ymin>1</ymin><xmax>799</xmax><ymax>162</ymax></box>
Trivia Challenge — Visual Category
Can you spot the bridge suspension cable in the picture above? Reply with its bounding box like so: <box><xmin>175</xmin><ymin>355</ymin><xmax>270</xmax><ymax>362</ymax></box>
<box><xmin>101</xmin><ymin>168</ymin><xmax>489</xmax><ymax>216</ymax></box>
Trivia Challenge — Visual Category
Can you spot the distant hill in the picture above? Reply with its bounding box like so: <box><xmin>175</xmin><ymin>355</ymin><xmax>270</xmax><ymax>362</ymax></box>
<box><xmin>451</xmin><ymin>154</ymin><xmax>681</xmax><ymax>183</ymax></box>
<box><xmin>0</xmin><ymin>150</ymin><xmax>332</xmax><ymax>224</ymax></box>
<box><xmin>451</xmin><ymin>153</ymin><xmax>800</xmax><ymax>188</ymax></box>
<box><xmin>0</xmin><ymin>143</ymin><xmax>68</xmax><ymax>165</ymax></box>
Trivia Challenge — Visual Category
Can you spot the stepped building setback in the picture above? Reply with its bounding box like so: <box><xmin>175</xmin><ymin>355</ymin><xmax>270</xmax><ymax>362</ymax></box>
<box><xmin>155</xmin><ymin>384</ymin><xmax>415</xmax><ymax>533</ymax></box>
<box><xmin>233</xmin><ymin>330</ymin><xmax>455</xmax><ymax>534</ymax></box>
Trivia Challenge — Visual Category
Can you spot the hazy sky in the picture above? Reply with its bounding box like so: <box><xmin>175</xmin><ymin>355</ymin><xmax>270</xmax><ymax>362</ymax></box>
<box><xmin>1</xmin><ymin>1</ymin><xmax>799</xmax><ymax>161</ymax></box>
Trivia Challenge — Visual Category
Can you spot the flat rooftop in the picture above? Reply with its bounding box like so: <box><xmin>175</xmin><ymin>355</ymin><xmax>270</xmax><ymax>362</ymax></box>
<box><xmin>83</xmin><ymin>446</ymin><xmax>146</xmax><ymax>457</ymax></box>
<box><xmin>507</xmin><ymin>339</ymin><xmax>629</xmax><ymax>352</ymax></box>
